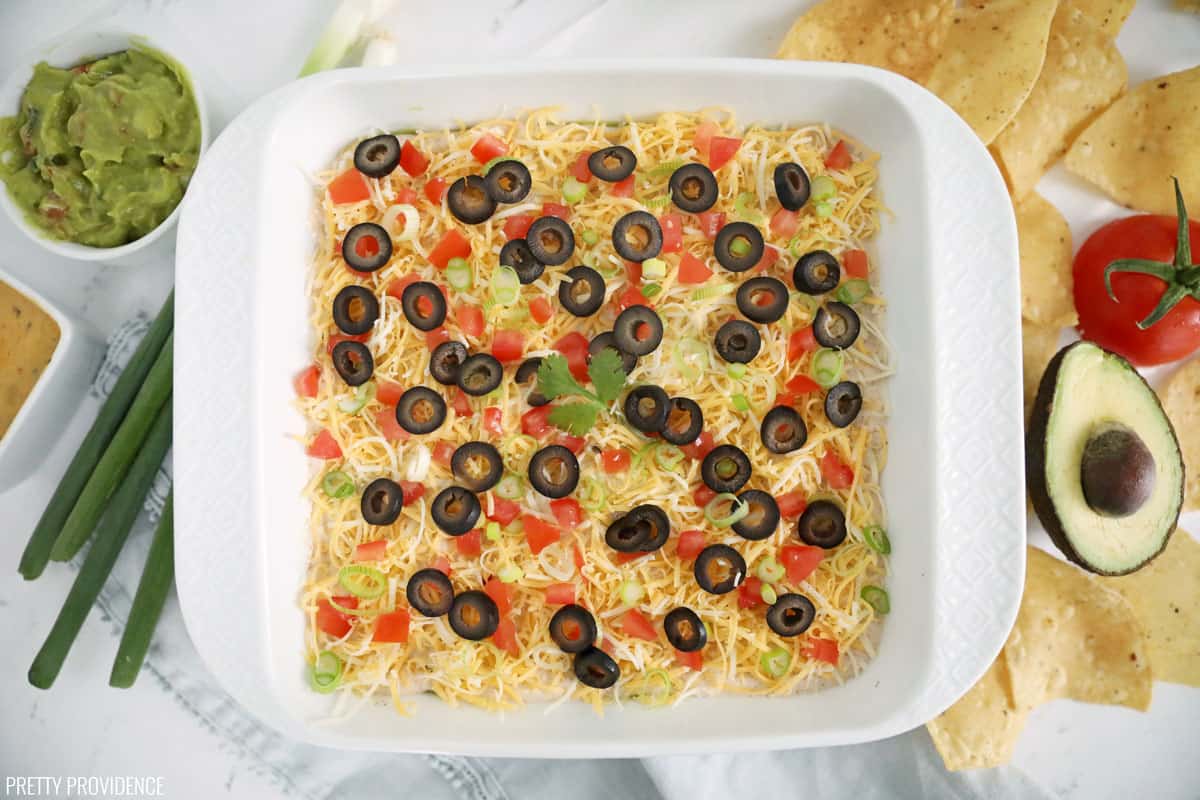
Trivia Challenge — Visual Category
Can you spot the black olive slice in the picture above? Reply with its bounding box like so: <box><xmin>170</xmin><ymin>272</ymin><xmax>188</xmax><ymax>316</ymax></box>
<box><xmin>793</xmin><ymin>250</ymin><xmax>840</xmax><ymax>295</ymax></box>
<box><xmin>528</xmin><ymin>445</ymin><xmax>580</xmax><ymax>499</ymax></box>
<box><xmin>588</xmin><ymin>332</ymin><xmax>637</xmax><ymax>375</ymax></box>
<box><xmin>484</xmin><ymin>159</ymin><xmax>532</xmax><ymax>204</ymax></box>
<box><xmin>527</xmin><ymin>216</ymin><xmax>575</xmax><ymax>266</ymax></box>
<box><xmin>451</xmin><ymin>441</ymin><xmax>504</xmax><ymax>492</ymax></box>
<box><xmin>701</xmin><ymin>445</ymin><xmax>752</xmax><ymax>493</ymax></box>
<box><xmin>361</xmin><ymin>477</ymin><xmax>404</xmax><ymax>525</ymax></box>
<box><xmin>623</xmin><ymin>384</ymin><xmax>669</xmax><ymax>433</ymax></box>
<box><xmin>515</xmin><ymin>357</ymin><xmax>549</xmax><ymax>407</ymax></box>
<box><xmin>813</xmin><ymin>302</ymin><xmax>861</xmax><ymax>350</ymax></box>
<box><xmin>732</xmin><ymin>490</ymin><xmax>780</xmax><ymax>541</ymax></box>
<box><xmin>605</xmin><ymin>513</ymin><xmax>650</xmax><ymax>552</ymax></box>
<box><xmin>664</xmin><ymin>607</ymin><xmax>706</xmax><ymax>652</ymax></box>
<box><xmin>457</xmin><ymin>353</ymin><xmax>503</xmax><ymax>396</ymax></box>
<box><xmin>613</xmin><ymin>305</ymin><xmax>663</xmax><ymax>356</ymax></box>
<box><xmin>612</xmin><ymin>211</ymin><xmax>663</xmax><ymax>262</ymax></box>
<box><xmin>558</xmin><ymin>266</ymin><xmax>606</xmax><ymax>317</ymax></box>
<box><xmin>429</xmin><ymin>341</ymin><xmax>468</xmax><ymax>385</ymax></box>
<box><xmin>713</xmin><ymin>222</ymin><xmax>764</xmax><ymax>272</ymax></box>
<box><xmin>406</xmin><ymin>568</ymin><xmax>454</xmax><ymax>617</ymax></box>
<box><xmin>824</xmin><ymin>381</ymin><xmax>863</xmax><ymax>428</ymax></box>
<box><xmin>353</xmin><ymin>134</ymin><xmax>401</xmax><ymax>178</ymax></box>
<box><xmin>694</xmin><ymin>544</ymin><xmax>746</xmax><ymax>595</ymax></box>
<box><xmin>332</xmin><ymin>285</ymin><xmax>380</xmax><ymax>335</ymax></box>
<box><xmin>401</xmin><ymin>281</ymin><xmax>447</xmax><ymax>331</ymax></box>
<box><xmin>431</xmin><ymin>485</ymin><xmax>482</xmax><ymax>535</ymax></box>
<box><xmin>766</xmin><ymin>593</ymin><xmax>816</xmax><ymax>637</ymax></box>
<box><xmin>660</xmin><ymin>397</ymin><xmax>703</xmax><ymax>446</ymax></box>
<box><xmin>796</xmin><ymin>500</ymin><xmax>847</xmax><ymax>549</ymax></box>
<box><xmin>395</xmin><ymin>386</ymin><xmax>447</xmax><ymax>434</ymax></box>
<box><xmin>587</xmin><ymin>145</ymin><xmax>637</xmax><ymax>182</ymax></box>
<box><xmin>332</xmin><ymin>340</ymin><xmax>374</xmax><ymax>386</ymax></box>
<box><xmin>573</xmin><ymin>647</ymin><xmax>620</xmax><ymax>689</ymax></box>
<box><xmin>447</xmin><ymin>174</ymin><xmax>496</xmax><ymax>224</ymax></box>
<box><xmin>773</xmin><ymin>162</ymin><xmax>811</xmax><ymax>211</ymax></box>
<box><xmin>761</xmin><ymin>406</ymin><xmax>808</xmax><ymax>454</ymax></box>
<box><xmin>668</xmin><ymin>163</ymin><xmax>719</xmax><ymax>213</ymax></box>
<box><xmin>500</xmin><ymin>238</ymin><xmax>545</xmax><ymax>284</ymax></box>
<box><xmin>714</xmin><ymin>320</ymin><xmax>761</xmax><ymax>364</ymax></box>
<box><xmin>549</xmin><ymin>604</ymin><xmax>598</xmax><ymax>653</ymax></box>
<box><xmin>630</xmin><ymin>504</ymin><xmax>670</xmax><ymax>552</ymax></box>
<box><xmin>342</xmin><ymin>222</ymin><xmax>393</xmax><ymax>272</ymax></box>
<box><xmin>736</xmin><ymin>277</ymin><xmax>789</xmax><ymax>324</ymax></box>
<box><xmin>448</xmin><ymin>590</ymin><xmax>500</xmax><ymax>640</ymax></box>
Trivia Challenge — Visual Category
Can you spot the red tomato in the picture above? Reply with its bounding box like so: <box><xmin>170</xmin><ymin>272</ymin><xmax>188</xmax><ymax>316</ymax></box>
<box><xmin>432</xmin><ymin>440</ymin><xmax>455</xmax><ymax>467</ymax></box>
<box><xmin>621</xmin><ymin>609</ymin><xmax>658</xmax><ymax>641</ymax></box>
<box><xmin>328</xmin><ymin>169</ymin><xmax>370</xmax><ymax>204</ymax></box>
<box><xmin>428</xmin><ymin>229</ymin><xmax>471</xmax><ymax>269</ymax></box>
<box><xmin>425</xmin><ymin>327</ymin><xmax>451</xmax><ymax>351</ymax></box>
<box><xmin>682</xmin><ymin>430</ymin><xmax>715</xmax><ymax>460</ymax></box>
<box><xmin>399</xmin><ymin>481</ymin><xmax>425</xmax><ymax>504</ymax></box>
<box><xmin>523</xmin><ymin>514</ymin><xmax>561</xmax><ymax>555</ymax></box>
<box><xmin>375</xmin><ymin>406</ymin><xmax>410</xmax><ymax>441</ymax></box>
<box><xmin>306</xmin><ymin>429</ymin><xmax>342</xmax><ymax>459</ymax></box>
<box><xmin>573</xmin><ymin>543</ymin><xmax>586</xmax><ymax>571</ymax></box>
<box><xmin>617</xmin><ymin>284</ymin><xmax>649</xmax><ymax>311</ymax></box>
<box><xmin>692</xmin><ymin>484</ymin><xmax>716</xmax><ymax>508</ymax></box>
<box><xmin>545</xmin><ymin>582</ymin><xmax>575</xmax><ymax>605</ymax></box>
<box><xmin>770</xmin><ymin>207</ymin><xmax>800</xmax><ymax>238</ymax></box>
<box><xmin>529</xmin><ymin>296</ymin><xmax>554</xmax><ymax>325</ymax></box>
<box><xmin>820</xmin><ymin>449</ymin><xmax>855</xmax><ymax>490</ymax></box>
<box><xmin>776</xmin><ymin>491</ymin><xmax>808</xmax><ymax>520</ymax></box>
<box><xmin>624</xmin><ymin>259</ymin><xmax>643</xmax><ymax>286</ymax></box>
<box><xmin>738</xmin><ymin>576</ymin><xmax>764</xmax><ymax>609</ymax></box>
<box><xmin>611</xmin><ymin>175</ymin><xmax>635</xmax><ymax>198</ymax></box>
<box><xmin>785</xmin><ymin>374</ymin><xmax>821</xmax><ymax>395</ymax></box>
<box><xmin>423</xmin><ymin>177</ymin><xmax>447</xmax><ymax>204</ymax></box>
<box><xmin>1074</xmin><ymin>212</ymin><xmax>1200</xmax><ymax>365</ymax></box>
<box><xmin>617</xmin><ymin>551</ymin><xmax>649</xmax><ymax>565</ymax></box>
<box><xmin>316</xmin><ymin>598</ymin><xmax>354</xmax><ymax>638</ymax></box>
<box><xmin>660</xmin><ymin>213</ymin><xmax>683</xmax><ymax>253</ymax></box>
<box><xmin>556</xmin><ymin>434</ymin><xmax>586</xmax><ymax>455</ymax></box>
<box><xmin>354</xmin><ymin>539</ymin><xmax>388</xmax><ymax>561</ymax></box>
<box><xmin>492</xmin><ymin>329</ymin><xmax>525</xmax><ymax>363</ymax></box>
<box><xmin>455</xmin><ymin>528</ymin><xmax>483</xmax><ymax>556</ymax></box>
<box><xmin>400</xmin><ymin>140</ymin><xmax>430</xmax><ymax>176</ymax></box>
<box><xmin>601</xmin><ymin>448</ymin><xmax>631</xmax><ymax>473</ymax></box>
<box><xmin>708</xmin><ymin>137</ymin><xmax>742</xmax><ymax>170</ymax></box>
<box><xmin>677</xmin><ymin>529</ymin><xmax>706</xmax><ymax>560</ymax></box>
<box><xmin>693</xmin><ymin>120</ymin><xmax>719</xmax><ymax>158</ymax></box>
<box><xmin>394</xmin><ymin>187</ymin><xmax>419</xmax><ymax>206</ymax></box>
<box><xmin>843</xmin><ymin>248</ymin><xmax>869</xmax><ymax>279</ymax></box>
<box><xmin>806</xmin><ymin>637</ymin><xmax>840</xmax><ymax>665</ymax></box>
<box><xmin>455</xmin><ymin>303</ymin><xmax>485</xmax><ymax>339</ymax></box>
<box><xmin>550</xmin><ymin>498</ymin><xmax>583</xmax><ymax>529</ymax></box>
<box><xmin>484</xmin><ymin>576</ymin><xmax>512</xmax><ymax>615</ymax></box>
<box><xmin>471</xmin><ymin>133</ymin><xmax>508</xmax><ymax>164</ymax></box>
<box><xmin>698</xmin><ymin>211</ymin><xmax>725</xmax><ymax>241</ymax></box>
<box><xmin>293</xmin><ymin>364</ymin><xmax>320</xmax><ymax>398</ymax></box>
<box><xmin>676</xmin><ymin>648</ymin><xmax>704</xmax><ymax>671</ymax></box>
<box><xmin>754</xmin><ymin>246</ymin><xmax>780</xmax><ymax>273</ymax></box>
<box><xmin>503</xmin><ymin>213</ymin><xmax>535</xmax><ymax>241</ymax></box>
<box><xmin>542</xmin><ymin>202</ymin><xmax>571</xmax><ymax>221</ymax></box>
<box><xmin>824</xmin><ymin>140</ymin><xmax>852</xmax><ymax>170</ymax></box>
<box><xmin>372</xmin><ymin>609</ymin><xmax>410</xmax><ymax>643</ymax></box>
<box><xmin>487</xmin><ymin>496</ymin><xmax>521</xmax><ymax>526</ymax></box>
<box><xmin>553</xmin><ymin>332</ymin><xmax>590</xmax><ymax>381</ymax></box>
<box><xmin>432</xmin><ymin>556</ymin><xmax>452</xmax><ymax>576</ymax></box>
<box><xmin>327</xmin><ymin>332</ymin><xmax>369</xmax><ymax>355</ymax></box>
<box><xmin>677</xmin><ymin>252</ymin><xmax>713</xmax><ymax>285</ymax></box>
<box><xmin>570</xmin><ymin>152</ymin><xmax>593</xmax><ymax>183</ymax></box>
<box><xmin>521</xmin><ymin>406</ymin><xmax>553</xmax><ymax>438</ymax></box>
<box><xmin>376</xmin><ymin>380</ymin><xmax>405</xmax><ymax>405</ymax></box>
<box><xmin>492</xmin><ymin>617</ymin><xmax>519</xmax><ymax>657</ymax></box>
<box><xmin>483</xmin><ymin>406</ymin><xmax>503</xmax><ymax>438</ymax></box>
<box><xmin>386</xmin><ymin>273</ymin><xmax>420</xmax><ymax>300</ymax></box>
<box><xmin>787</xmin><ymin>327</ymin><xmax>818</xmax><ymax>361</ymax></box>
<box><xmin>782</xmin><ymin>545</ymin><xmax>823</xmax><ymax>584</ymax></box>
<box><xmin>452</xmin><ymin>387</ymin><xmax>474</xmax><ymax>418</ymax></box>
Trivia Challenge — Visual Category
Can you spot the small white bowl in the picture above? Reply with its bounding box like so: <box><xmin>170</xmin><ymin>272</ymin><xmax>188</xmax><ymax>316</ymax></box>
<box><xmin>0</xmin><ymin>267</ymin><xmax>105</xmax><ymax>491</ymax></box>
<box><xmin>0</xmin><ymin>30</ymin><xmax>210</xmax><ymax>267</ymax></box>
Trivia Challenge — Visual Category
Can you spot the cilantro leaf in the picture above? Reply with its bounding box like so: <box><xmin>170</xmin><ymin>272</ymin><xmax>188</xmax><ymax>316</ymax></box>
<box><xmin>536</xmin><ymin>353</ymin><xmax>585</xmax><ymax>402</ymax></box>
<box><xmin>588</xmin><ymin>347</ymin><xmax>627</xmax><ymax>406</ymax></box>
<box><xmin>548</xmin><ymin>402</ymin><xmax>599</xmax><ymax>435</ymax></box>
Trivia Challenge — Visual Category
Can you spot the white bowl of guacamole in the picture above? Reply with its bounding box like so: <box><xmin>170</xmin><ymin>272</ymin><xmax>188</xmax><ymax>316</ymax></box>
<box><xmin>0</xmin><ymin>30</ymin><xmax>209</xmax><ymax>264</ymax></box>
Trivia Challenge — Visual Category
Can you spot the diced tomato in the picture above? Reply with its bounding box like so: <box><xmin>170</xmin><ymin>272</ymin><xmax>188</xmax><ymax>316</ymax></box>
<box><xmin>542</xmin><ymin>202</ymin><xmax>571</xmax><ymax>221</ymax></box>
<box><xmin>659</xmin><ymin>213</ymin><xmax>683</xmax><ymax>253</ymax></box>
<box><xmin>372</xmin><ymin>609</ymin><xmax>410</xmax><ymax>644</ymax></box>
<box><xmin>788</xmin><ymin>327</ymin><xmax>819</xmax><ymax>361</ymax></box>
<box><xmin>521</xmin><ymin>405</ymin><xmax>553</xmax><ymax>438</ymax></box>
<box><xmin>677</xmin><ymin>252</ymin><xmax>713</xmax><ymax>285</ymax></box>
<box><xmin>738</xmin><ymin>576</ymin><xmax>764</xmax><ymax>609</ymax></box>
<box><xmin>820</xmin><ymin>449</ymin><xmax>855</xmax><ymax>490</ymax></box>
<box><xmin>326</xmin><ymin>332</ymin><xmax>369</xmax><ymax>355</ymax></box>
<box><xmin>682</xmin><ymin>430</ymin><xmax>715</xmax><ymax>460</ymax></box>
<box><xmin>454</xmin><ymin>303</ymin><xmax>485</xmax><ymax>340</ymax></box>
<box><xmin>843</xmin><ymin>248</ymin><xmax>869</xmax><ymax>279</ymax></box>
<box><xmin>432</xmin><ymin>556</ymin><xmax>452</xmax><ymax>576</ymax></box>
<box><xmin>677</xmin><ymin>529</ymin><xmax>706</xmax><ymax>560</ymax></box>
<box><xmin>492</xmin><ymin>329</ymin><xmax>525</xmax><ymax>364</ymax></box>
<box><xmin>399</xmin><ymin>481</ymin><xmax>425</xmax><ymax>504</ymax></box>
<box><xmin>492</xmin><ymin>616</ymin><xmax>519</xmax><ymax>657</ymax></box>
<box><xmin>776</xmin><ymin>491</ymin><xmax>808</xmax><ymax>520</ymax></box>
<box><xmin>549</xmin><ymin>498</ymin><xmax>583</xmax><ymax>529</ymax></box>
<box><xmin>616</xmin><ymin>551</ymin><xmax>649</xmax><ymax>565</ymax></box>
<box><xmin>293</xmin><ymin>364</ymin><xmax>320</xmax><ymax>398</ymax></box>
<box><xmin>598</xmin><ymin>636</ymin><xmax>615</xmax><ymax>655</ymax></box>
<box><xmin>400</xmin><ymin>140</ymin><xmax>430</xmax><ymax>176</ymax></box>
<box><xmin>487</xmin><ymin>495</ymin><xmax>521</xmax><ymax>526</ymax></box>
<box><xmin>676</xmin><ymin>648</ymin><xmax>704</xmax><ymax>671</ymax></box>
<box><xmin>545</xmin><ymin>582</ymin><xmax>576</xmax><ymax>605</ymax></box>
<box><xmin>782</xmin><ymin>545</ymin><xmax>823</xmax><ymax>585</ymax></box>
<box><xmin>529</xmin><ymin>296</ymin><xmax>554</xmax><ymax>325</ymax></box>
<box><xmin>376</xmin><ymin>406</ymin><xmax>410</xmax><ymax>441</ymax></box>
<box><xmin>386</xmin><ymin>273</ymin><xmax>421</xmax><ymax>300</ymax></box>
<box><xmin>692</xmin><ymin>484</ymin><xmax>716</xmax><ymax>508</ymax></box>
<box><xmin>556</xmin><ymin>435</ymin><xmax>586</xmax><ymax>455</ymax></box>
<box><xmin>394</xmin><ymin>187</ymin><xmax>419</xmax><ymax>205</ymax></box>
<box><xmin>328</xmin><ymin>168</ymin><xmax>370</xmax><ymax>204</ymax></box>
<box><xmin>355</xmin><ymin>539</ymin><xmax>388</xmax><ymax>561</ymax></box>
<box><xmin>553</xmin><ymin>332</ymin><xmax>590</xmax><ymax>381</ymax></box>
<box><xmin>316</xmin><ymin>598</ymin><xmax>354</xmax><ymax>638</ymax></box>
<box><xmin>824</xmin><ymin>140</ymin><xmax>852</xmax><ymax>170</ymax></box>
<box><xmin>754</xmin><ymin>246</ymin><xmax>780</xmax><ymax>273</ymax></box>
<box><xmin>708</xmin><ymin>137</ymin><xmax>742</xmax><ymax>170</ymax></box>
<box><xmin>483</xmin><ymin>407</ymin><xmax>503</xmax><ymax>438</ymax></box>
<box><xmin>785</xmin><ymin>374</ymin><xmax>821</xmax><ymax>396</ymax></box>
<box><xmin>698</xmin><ymin>210</ymin><xmax>725</xmax><ymax>241</ymax></box>
<box><xmin>621</xmin><ymin>609</ymin><xmax>658</xmax><ymax>641</ymax></box>
<box><xmin>456</xmin><ymin>528</ymin><xmax>483</xmax><ymax>556</ymax></box>
<box><xmin>484</xmin><ymin>576</ymin><xmax>513</xmax><ymax>615</ymax></box>
<box><xmin>611</xmin><ymin>175</ymin><xmax>635</xmax><ymax>198</ymax></box>
<box><xmin>306</xmin><ymin>429</ymin><xmax>342</xmax><ymax>459</ymax></box>
<box><xmin>617</xmin><ymin>284</ymin><xmax>649</xmax><ymax>311</ymax></box>
<box><xmin>423</xmin><ymin>177</ymin><xmax>447</xmax><ymax>204</ymax></box>
<box><xmin>428</xmin><ymin>229</ymin><xmax>471</xmax><ymax>269</ymax></box>
<box><xmin>503</xmin><ymin>213</ymin><xmax>534</xmax><ymax>241</ymax></box>
<box><xmin>425</xmin><ymin>327</ymin><xmax>451</xmax><ymax>351</ymax></box>
<box><xmin>523</xmin><ymin>514</ymin><xmax>561</xmax><ymax>555</ymax></box>
<box><xmin>471</xmin><ymin>133</ymin><xmax>508</xmax><ymax>164</ymax></box>
<box><xmin>375</xmin><ymin>380</ymin><xmax>405</xmax><ymax>405</ymax></box>
<box><xmin>452</xmin><ymin>387</ymin><xmax>474</xmax><ymax>419</ymax></box>
<box><xmin>601</xmin><ymin>448</ymin><xmax>631</xmax><ymax>473</ymax></box>
<box><xmin>573</xmin><ymin>543</ymin><xmax>586</xmax><ymax>571</ymax></box>
<box><xmin>806</xmin><ymin>636</ymin><xmax>840</xmax><ymax>665</ymax></box>
<box><xmin>770</xmin><ymin>207</ymin><xmax>800</xmax><ymax>238</ymax></box>
<box><xmin>693</xmin><ymin>120</ymin><xmax>719</xmax><ymax>158</ymax></box>
<box><xmin>432</xmin><ymin>440</ymin><xmax>455</xmax><ymax>468</ymax></box>
<box><xmin>332</xmin><ymin>595</ymin><xmax>359</xmax><ymax>610</ymax></box>
<box><xmin>570</xmin><ymin>152</ymin><xmax>593</xmax><ymax>183</ymax></box>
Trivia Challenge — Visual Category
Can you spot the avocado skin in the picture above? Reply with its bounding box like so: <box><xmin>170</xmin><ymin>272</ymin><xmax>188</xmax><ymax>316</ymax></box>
<box><xmin>1025</xmin><ymin>341</ymin><xmax>1182</xmax><ymax>576</ymax></box>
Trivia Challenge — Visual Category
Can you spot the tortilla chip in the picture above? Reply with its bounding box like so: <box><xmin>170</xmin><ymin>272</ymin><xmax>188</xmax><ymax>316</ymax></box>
<box><xmin>926</xmin><ymin>657</ymin><xmax>1027</xmax><ymax>771</ymax></box>
<box><xmin>1003</xmin><ymin>547</ymin><xmax>1152</xmax><ymax>713</ymax></box>
<box><xmin>1064</xmin><ymin>66</ymin><xmax>1200</xmax><ymax>215</ymax></box>
<box><xmin>1022</xmin><ymin>322</ymin><xmax>1061</xmax><ymax>421</ymax></box>
<box><xmin>1158</xmin><ymin>358</ymin><xmax>1200</xmax><ymax>511</ymax></box>
<box><xmin>774</xmin><ymin>0</ymin><xmax>954</xmax><ymax>83</ymax></box>
<box><xmin>921</xmin><ymin>0</ymin><xmax>1057</xmax><ymax>144</ymax></box>
<box><xmin>1178</xmin><ymin>0</ymin><xmax>1200</xmax><ymax>12</ymax></box>
<box><xmin>1107</xmin><ymin>530</ymin><xmax>1200</xmax><ymax>687</ymax></box>
<box><xmin>1070</xmin><ymin>0</ymin><xmax>1135</xmax><ymax>35</ymax></box>
<box><xmin>991</xmin><ymin>6</ymin><xmax>1126</xmax><ymax>199</ymax></box>
<box><xmin>1017</xmin><ymin>193</ymin><xmax>1077</xmax><ymax>328</ymax></box>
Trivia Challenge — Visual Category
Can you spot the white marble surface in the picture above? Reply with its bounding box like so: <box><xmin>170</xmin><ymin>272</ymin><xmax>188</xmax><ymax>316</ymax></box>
<box><xmin>1</xmin><ymin>1</ymin><xmax>1198</xmax><ymax>798</ymax></box>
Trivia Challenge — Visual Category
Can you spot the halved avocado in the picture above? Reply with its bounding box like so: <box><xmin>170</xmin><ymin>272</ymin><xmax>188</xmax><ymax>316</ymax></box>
<box><xmin>1027</xmin><ymin>341</ymin><xmax>1184</xmax><ymax>575</ymax></box>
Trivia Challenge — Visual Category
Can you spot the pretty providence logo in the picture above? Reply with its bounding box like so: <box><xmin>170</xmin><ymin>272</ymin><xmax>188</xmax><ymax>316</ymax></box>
<box><xmin>5</xmin><ymin>777</ymin><xmax>165</xmax><ymax>797</ymax></box>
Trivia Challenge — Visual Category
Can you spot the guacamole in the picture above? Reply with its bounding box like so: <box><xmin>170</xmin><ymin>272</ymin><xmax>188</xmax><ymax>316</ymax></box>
<box><xmin>0</xmin><ymin>47</ymin><xmax>200</xmax><ymax>248</ymax></box>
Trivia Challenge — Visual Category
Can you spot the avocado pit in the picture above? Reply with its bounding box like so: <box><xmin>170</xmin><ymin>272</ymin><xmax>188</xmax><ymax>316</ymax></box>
<box><xmin>1080</xmin><ymin>422</ymin><xmax>1156</xmax><ymax>518</ymax></box>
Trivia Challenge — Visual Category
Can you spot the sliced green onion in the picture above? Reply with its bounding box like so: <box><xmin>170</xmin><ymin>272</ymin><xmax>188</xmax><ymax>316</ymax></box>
<box><xmin>642</xmin><ymin>257</ymin><xmax>668</xmax><ymax>280</ymax></box>
<box><xmin>755</xmin><ymin>557</ymin><xmax>785</xmax><ymax>584</ymax></box>
<box><xmin>811</xmin><ymin>175</ymin><xmax>837</xmax><ymax>201</ymax></box>
<box><xmin>648</xmin><ymin>158</ymin><xmax>686</xmax><ymax>177</ymax></box>
<box><xmin>791</xmin><ymin>291</ymin><xmax>819</xmax><ymax>318</ymax></box>
<box><xmin>814</xmin><ymin>201</ymin><xmax>833</xmax><ymax>218</ymax></box>
<box><xmin>641</xmin><ymin>195</ymin><xmax>671</xmax><ymax>210</ymax></box>
<box><xmin>627</xmin><ymin>668</ymin><xmax>674</xmax><ymax>706</ymax></box>
<box><xmin>836</xmin><ymin>278</ymin><xmax>870</xmax><ymax>304</ymax></box>
<box><xmin>445</xmin><ymin>257</ymin><xmax>473</xmax><ymax>291</ymax></box>
<box><xmin>499</xmin><ymin>564</ymin><xmax>524</xmax><ymax>583</ymax></box>
<box><xmin>861</xmin><ymin>585</ymin><xmax>890</xmax><ymax>614</ymax></box>
<box><xmin>731</xmin><ymin>393</ymin><xmax>750</xmax><ymax>412</ymax></box>
<box><xmin>810</xmin><ymin>348</ymin><xmax>845</xmax><ymax>389</ymax></box>
<box><xmin>485</xmin><ymin>521</ymin><xmax>501</xmax><ymax>542</ymax></box>
<box><xmin>577</xmin><ymin>475</ymin><xmax>607</xmax><ymax>514</ymax></box>
<box><xmin>338</xmin><ymin>380</ymin><xmax>376</xmax><ymax>414</ymax></box>
<box><xmin>338</xmin><ymin>565</ymin><xmax>386</xmax><ymax>599</ymax></box>
<box><xmin>491</xmin><ymin>265</ymin><xmax>520</xmax><ymax>306</ymax></box>
<box><xmin>726</xmin><ymin>362</ymin><xmax>747</xmax><ymax>379</ymax></box>
<box><xmin>787</xmin><ymin>236</ymin><xmax>807</xmax><ymax>258</ymax></box>
<box><xmin>321</xmin><ymin>470</ymin><xmax>355</xmax><ymax>499</ymax></box>
<box><xmin>704</xmin><ymin>493</ymin><xmax>749</xmax><ymax>528</ymax></box>
<box><xmin>310</xmin><ymin>650</ymin><xmax>344</xmax><ymax>693</ymax></box>
<box><xmin>760</xmin><ymin>583</ymin><xmax>778</xmax><ymax>605</ymax></box>
<box><xmin>729</xmin><ymin>238</ymin><xmax>751</xmax><ymax>257</ymax></box>
<box><xmin>563</xmin><ymin>176</ymin><xmax>588</xmax><ymax>204</ymax></box>
<box><xmin>734</xmin><ymin>192</ymin><xmax>764</xmax><ymax>224</ymax></box>
<box><xmin>380</xmin><ymin>203</ymin><xmax>420</xmax><ymax>241</ymax></box>
<box><xmin>642</xmin><ymin>282</ymin><xmax>663</xmax><ymax>298</ymax></box>
<box><xmin>494</xmin><ymin>473</ymin><xmax>524</xmax><ymax>500</ymax></box>
<box><xmin>620</xmin><ymin>579</ymin><xmax>645</xmax><ymax>606</ymax></box>
<box><xmin>863</xmin><ymin>525</ymin><xmax>892</xmax><ymax>555</ymax></box>
<box><xmin>673</xmin><ymin>337</ymin><xmax>710</xmax><ymax>382</ymax></box>
<box><xmin>581</xmin><ymin>229</ymin><xmax>600</xmax><ymax>246</ymax></box>
<box><xmin>690</xmin><ymin>283</ymin><xmax>736</xmax><ymax>302</ymax></box>
<box><xmin>654</xmin><ymin>443</ymin><xmax>686</xmax><ymax>471</ymax></box>
<box><xmin>760</xmin><ymin>646</ymin><xmax>792</xmax><ymax>678</ymax></box>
